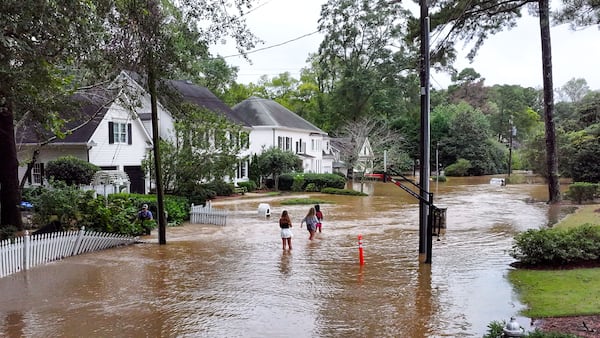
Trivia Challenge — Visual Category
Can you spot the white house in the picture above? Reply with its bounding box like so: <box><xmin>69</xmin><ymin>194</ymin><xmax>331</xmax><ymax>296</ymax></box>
<box><xmin>230</xmin><ymin>97</ymin><xmax>334</xmax><ymax>174</ymax></box>
<box><xmin>16</xmin><ymin>71</ymin><xmax>174</xmax><ymax>193</ymax></box>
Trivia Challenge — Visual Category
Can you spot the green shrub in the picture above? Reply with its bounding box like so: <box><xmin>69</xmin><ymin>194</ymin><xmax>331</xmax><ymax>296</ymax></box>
<box><xmin>510</xmin><ymin>224</ymin><xmax>600</xmax><ymax>266</ymax></box>
<box><xmin>291</xmin><ymin>175</ymin><xmax>305</xmax><ymax>192</ymax></box>
<box><xmin>204</xmin><ymin>180</ymin><xmax>234</xmax><ymax>196</ymax></box>
<box><xmin>565</xmin><ymin>182</ymin><xmax>599</xmax><ymax>204</ymax></box>
<box><xmin>278</xmin><ymin>173</ymin><xmax>295</xmax><ymax>191</ymax></box>
<box><xmin>28</xmin><ymin>180</ymin><xmax>88</xmax><ymax>228</ymax></box>
<box><xmin>431</xmin><ymin>175</ymin><xmax>447</xmax><ymax>182</ymax></box>
<box><xmin>237</xmin><ymin>180</ymin><xmax>257</xmax><ymax>192</ymax></box>
<box><xmin>445</xmin><ymin>158</ymin><xmax>471</xmax><ymax>177</ymax></box>
<box><xmin>109</xmin><ymin>193</ymin><xmax>189</xmax><ymax>225</ymax></box>
<box><xmin>45</xmin><ymin>156</ymin><xmax>99</xmax><ymax>185</ymax></box>
<box><xmin>0</xmin><ymin>225</ymin><xmax>18</xmax><ymax>241</ymax></box>
<box><xmin>506</xmin><ymin>174</ymin><xmax>526</xmax><ymax>184</ymax></box>
<box><xmin>304</xmin><ymin>183</ymin><xmax>319</xmax><ymax>192</ymax></box>
<box><xmin>321</xmin><ymin>187</ymin><xmax>368</xmax><ymax>196</ymax></box>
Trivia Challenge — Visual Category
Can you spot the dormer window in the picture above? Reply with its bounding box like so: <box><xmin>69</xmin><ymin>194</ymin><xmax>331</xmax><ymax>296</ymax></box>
<box><xmin>109</xmin><ymin>121</ymin><xmax>132</xmax><ymax>145</ymax></box>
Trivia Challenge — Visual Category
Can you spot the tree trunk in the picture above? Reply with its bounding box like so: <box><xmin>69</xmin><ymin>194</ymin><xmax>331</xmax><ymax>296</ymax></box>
<box><xmin>20</xmin><ymin>149</ymin><xmax>40</xmax><ymax>189</ymax></box>
<box><xmin>0</xmin><ymin>99</ymin><xmax>23</xmax><ymax>229</ymax></box>
<box><xmin>538</xmin><ymin>0</ymin><xmax>561</xmax><ymax>203</ymax></box>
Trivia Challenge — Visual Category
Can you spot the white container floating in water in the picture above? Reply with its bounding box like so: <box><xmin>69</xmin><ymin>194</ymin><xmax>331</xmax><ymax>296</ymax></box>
<box><xmin>257</xmin><ymin>203</ymin><xmax>271</xmax><ymax>217</ymax></box>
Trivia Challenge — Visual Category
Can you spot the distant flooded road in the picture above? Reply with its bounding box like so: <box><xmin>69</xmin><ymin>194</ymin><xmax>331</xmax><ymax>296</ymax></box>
<box><xmin>0</xmin><ymin>178</ymin><xmax>564</xmax><ymax>337</ymax></box>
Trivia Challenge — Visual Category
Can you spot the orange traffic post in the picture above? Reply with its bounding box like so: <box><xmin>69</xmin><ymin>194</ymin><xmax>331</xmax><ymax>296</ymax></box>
<box><xmin>358</xmin><ymin>234</ymin><xmax>364</xmax><ymax>265</ymax></box>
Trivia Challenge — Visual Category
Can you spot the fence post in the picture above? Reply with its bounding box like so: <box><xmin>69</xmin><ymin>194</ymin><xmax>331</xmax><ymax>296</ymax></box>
<box><xmin>23</xmin><ymin>230</ymin><xmax>30</xmax><ymax>271</ymax></box>
<box><xmin>71</xmin><ymin>226</ymin><xmax>86</xmax><ymax>256</ymax></box>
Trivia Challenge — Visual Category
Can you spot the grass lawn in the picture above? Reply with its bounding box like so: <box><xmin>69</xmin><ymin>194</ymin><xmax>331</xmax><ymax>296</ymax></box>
<box><xmin>555</xmin><ymin>204</ymin><xmax>600</xmax><ymax>229</ymax></box>
<box><xmin>508</xmin><ymin>267</ymin><xmax>600</xmax><ymax>317</ymax></box>
<box><xmin>280</xmin><ymin>198</ymin><xmax>331</xmax><ymax>205</ymax></box>
<box><xmin>508</xmin><ymin>203</ymin><xmax>600</xmax><ymax>318</ymax></box>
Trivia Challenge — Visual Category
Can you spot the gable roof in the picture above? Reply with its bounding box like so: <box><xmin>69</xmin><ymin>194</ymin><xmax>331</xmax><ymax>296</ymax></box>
<box><xmin>16</xmin><ymin>93</ymin><xmax>111</xmax><ymax>145</ymax></box>
<box><xmin>165</xmin><ymin>80</ymin><xmax>250</xmax><ymax>127</ymax></box>
<box><xmin>231</xmin><ymin>96</ymin><xmax>325</xmax><ymax>134</ymax></box>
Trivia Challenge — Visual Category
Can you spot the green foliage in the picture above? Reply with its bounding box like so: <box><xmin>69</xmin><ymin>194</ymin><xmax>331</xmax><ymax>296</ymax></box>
<box><xmin>482</xmin><ymin>320</ymin><xmax>504</xmax><ymax>338</ymax></box>
<box><xmin>28</xmin><ymin>180</ymin><xmax>89</xmax><ymax>228</ymax></box>
<box><xmin>565</xmin><ymin>182</ymin><xmax>599</xmax><ymax>204</ymax></box>
<box><xmin>237</xmin><ymin>180</ymin><xmax>257</xmax><ymax>192</ymax></box>
<box><xmin>321</xmin><ymin>187</ymin><xmax>368</xmax><ymax>196</ymax></box>
<box><xmin>45</xmin><ymin>156</ymin><xmax>100</xmax><ymax>186</ymax></box>
<box><xmin>0</xmin><ymin>226</ymin><xmax>18</xmax><ymax>241</ymax></box>
<box><xmin>316</xmin><ymin>0</ymin><xmax>416</xmax><ymax>131</ymax></box>
<box><xmin>291</xmin><ymin>175</ymin><xmax>305</xmax><ymax>192</ymax></box>
<box><xmin>304</xmin><ymin>183</ymin><xmax>319</xmax><ymax>192</ymax></box>
<box><xmin>280</xmin><ymin>198</ymin><xmax>330</xmax><ymax>205</ymax></box>
<box><xmin>444</xmin><ymin>159</ymin><xmax>472</xmax><ymax>176</ymax></box>
<box><xmin>256</xmin><ymin>148</ymin><xmax>302</xmax><ymax>188</ymax></box>
<box><xmin>108</xmin><ymin>193</ymin><xmax>189</xmax><ymax>225</ymax></box>
<box><xmin>248</xmin><ymin>153</ymin><xmax>261</xmax><ymax>184</ymax></box>
<box><xmin>144</xmin><ymin>107</ymin><xmax>245</xmax><ymax>193</ymax></box>
<box><xmin>204</xmin><ymin>180</ymin><xmax>235</xmax><ymax>197</ymax></box>
<box><xmin>510</xmin><ymin>224</ymin><xmax>600</xmax><ymax>266</ymax></box>
<box><xmin>431</xmin><ymin>175</ymin><xmax>447</xmax><ymax>182</ymax></box>
<box><xmin>26</xmin><ymin>182</ymin><xmax>189</xmax><ymax>235</ymax></box>
<box><xmin>509</xmin><ymin>266</ymin><xmax>600</xmax><ymax>318</ymax></box>
<box><xmin>484</xmin><ymin>321</ymin><xmax>578</xmax><ymax>338</ymax></box>
<box><xmin>279</xmin><ymin>173</ymin><xmax>346</xmax><ymax>191</ymax></box>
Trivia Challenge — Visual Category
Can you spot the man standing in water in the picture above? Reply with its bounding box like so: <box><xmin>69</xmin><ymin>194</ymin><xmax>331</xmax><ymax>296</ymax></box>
<box><xmin>138</xmin><ymin>204</ymin><xmax>153</xmax><ymax>235</ymax></box>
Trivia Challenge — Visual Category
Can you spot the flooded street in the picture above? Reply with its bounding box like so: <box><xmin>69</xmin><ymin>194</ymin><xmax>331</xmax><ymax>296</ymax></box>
<box><xmin>0</xmin><ymin>178</ymin><xmax>565</xmax><ymax>337</ymax></box>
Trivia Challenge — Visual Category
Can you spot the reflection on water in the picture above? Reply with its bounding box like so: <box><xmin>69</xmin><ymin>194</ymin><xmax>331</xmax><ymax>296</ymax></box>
<box><xmin>0</xmin><ymin>177</ymin><xmax>571</xmax><ymax>337</ymax></box>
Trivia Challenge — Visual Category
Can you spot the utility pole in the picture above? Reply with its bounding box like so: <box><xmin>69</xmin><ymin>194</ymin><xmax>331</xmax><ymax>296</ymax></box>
<box><xmin>508</xmin><ymin>116</ymin><xmax>513</xmax><ymax>177</ymax></box>
<box><xmin>419</xmin><ymin>0</ymin><xmax>432</xmax><ymax>263</ymax></box>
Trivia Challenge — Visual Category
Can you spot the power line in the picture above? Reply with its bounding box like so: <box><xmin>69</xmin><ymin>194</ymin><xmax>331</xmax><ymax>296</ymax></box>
<box><xmin>221</xmin><ymin>30</ymin><xmax>321</xmax><ymax>59</ymax></box>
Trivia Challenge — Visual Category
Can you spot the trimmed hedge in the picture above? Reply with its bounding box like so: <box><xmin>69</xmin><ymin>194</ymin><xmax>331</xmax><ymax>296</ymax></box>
<box><xmin>509</xmin><ymin>224</ymin><xmax>600</xmax><ymax>266</ymax></box>
<box><xmin>321</xmin><ymin>187</ymin><xmax>368</xmax><ymax>196</ymax></box>
<box><xmin>278</xmin><ymin>173</ymin><xmax>346</xmax><ymax>191</ymax></box>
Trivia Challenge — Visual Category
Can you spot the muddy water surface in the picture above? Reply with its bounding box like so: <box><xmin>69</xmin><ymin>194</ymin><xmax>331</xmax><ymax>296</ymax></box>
<box><xmin>0</xmin><ymin>178</ymin><xmax>566</xmax><ymax>337</ymax></box>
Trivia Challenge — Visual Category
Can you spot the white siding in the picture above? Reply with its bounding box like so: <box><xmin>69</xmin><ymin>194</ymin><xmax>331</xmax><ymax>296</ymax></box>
<box><xmin>248</xmin><ymin>126</ymin><xmax>332</xmax><ymax>174</ymax></box>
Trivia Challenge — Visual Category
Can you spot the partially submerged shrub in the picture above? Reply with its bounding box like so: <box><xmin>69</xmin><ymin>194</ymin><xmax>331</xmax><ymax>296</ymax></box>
<box><xmin>565</xmin><ymin>182</ymin><xmax>599</xmax><ymax>204</ymax></box>
<box><xmin>321</xmin><ymin>187</ymin><xmax>368</xmax><ymax>196</ymax></box>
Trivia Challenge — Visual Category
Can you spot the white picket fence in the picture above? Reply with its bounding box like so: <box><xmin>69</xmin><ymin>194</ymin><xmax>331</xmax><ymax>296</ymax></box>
<box><xmin>0</xmin><ymin>227</ymin><xmax>137</xmax><ymax>278</ymax></box>
<box><xmin>190</xmin><ymin>202</ymin><xmax>227</xmax><ymax>226</ymax></box>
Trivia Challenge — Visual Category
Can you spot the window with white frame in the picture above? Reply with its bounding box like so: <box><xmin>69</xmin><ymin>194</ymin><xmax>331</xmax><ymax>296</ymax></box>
<box><xmin>32</xmin><ymin>162</ymin><xmax>44</xmax><ymax>185</ymax></box>
<box><xmin>278</xmin><ymin>136</ymin><xmax>292</xmax><ymax>151</ymax></box>
<box><xmin>311</xmin><ymin>139</ymin><xmax>321</xmax><ymax>152</ymax></box>
<box><xmin>109</xmin><ymin>121</ymin><xmax>131</xmax><ymax>144</ymax></box>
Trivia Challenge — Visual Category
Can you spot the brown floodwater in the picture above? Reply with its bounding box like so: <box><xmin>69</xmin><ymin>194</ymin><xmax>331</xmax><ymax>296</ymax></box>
<box><xmin>0</xmin><ymin>177</ymin><xmax>571</xmax><ymax>337</ymax></box>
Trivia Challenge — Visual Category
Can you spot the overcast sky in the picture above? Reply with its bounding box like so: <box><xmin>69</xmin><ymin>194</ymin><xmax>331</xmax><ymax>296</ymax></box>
<box><xmin>212</xmin><ymin>0</ymin><xmax>600</xmax><ymax>91</ymax></box>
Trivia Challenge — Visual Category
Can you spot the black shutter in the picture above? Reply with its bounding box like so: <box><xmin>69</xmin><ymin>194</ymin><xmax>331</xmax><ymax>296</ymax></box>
<box><xmin>27</xmin><ymin>166</ymin><xmax>32</xmax><ymax>184</ymax></box>
<box><xmin>108</xmin><ymin>122</ymin><xmax>114</xmax><ymax>144</ymax></box>
<box><xmin>127</xmin><ymin>123</ymin><xmax>132</xmax><ymax>145</ymax></box>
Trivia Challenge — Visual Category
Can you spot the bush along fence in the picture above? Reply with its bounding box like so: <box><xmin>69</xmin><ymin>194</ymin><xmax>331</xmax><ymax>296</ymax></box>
<box><xmin>190</xmin><ymin>202</ymin><xmax>227</xmax><ymax>226</ymax></box>
<box><xmin>1</xmin><ymin>227</ymin><xmax>137</xmax><ymax>278</ymax></box>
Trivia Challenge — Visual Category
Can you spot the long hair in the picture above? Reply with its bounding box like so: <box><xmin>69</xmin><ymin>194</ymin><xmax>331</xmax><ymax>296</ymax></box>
<box><xmin>280</xmin><ymin>210</ymin><xmax>291</xmax><ymax>224</ymax></box>
<box><xmin>306</xmin><ymin>207</ymin><xmax>315</xmax><ymax>218</ymax></box>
